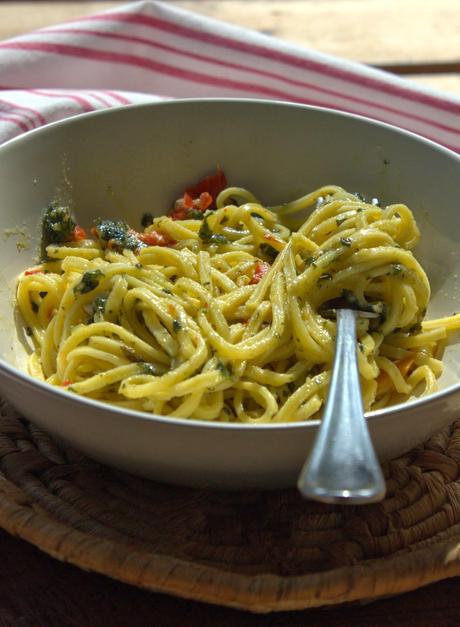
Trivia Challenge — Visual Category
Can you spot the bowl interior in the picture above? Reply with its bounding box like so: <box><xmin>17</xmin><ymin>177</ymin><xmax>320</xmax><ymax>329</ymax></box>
<box><xmin>1</xmin><ymin>99</ymin><xmax>460</xmax><ymax>400</ymax></box>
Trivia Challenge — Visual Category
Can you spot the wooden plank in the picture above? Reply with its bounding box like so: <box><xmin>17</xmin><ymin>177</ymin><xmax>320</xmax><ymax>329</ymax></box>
<box><xmin>0</xmin><ymin>1</ymin><xmax>459</xmax><ymax>65</ymax></box>
<box><xmin>0</xmin><ymin>2</ymin><xmax>120</xmax><ymax>41</ymax></box>
<box><xmin>173</xmin><ymin>0</ymin><xmax>460</xmax><ymax>65</ymax></box>
<box><xmin>0</xmin><ymin>1</ymin><xmax>458</xmax><ymax>97</ymax></box>
<box><xmin>410</xmin><ymin>74</ymin><xmax>460</xmax><ymax>96</ymax></box>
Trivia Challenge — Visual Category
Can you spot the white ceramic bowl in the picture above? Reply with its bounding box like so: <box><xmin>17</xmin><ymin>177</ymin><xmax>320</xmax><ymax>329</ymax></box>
<box><xmin>1</xmin><ymin>99</ymin><xmax>460</xmax><ymax>489</ymax></box>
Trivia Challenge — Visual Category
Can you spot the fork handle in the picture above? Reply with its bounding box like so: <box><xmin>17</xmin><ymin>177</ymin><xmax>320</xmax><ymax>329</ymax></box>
<box><xmin>297</xmin><ymin>308</ymin><xmax>386</xmax><ymax>504</ymax></box>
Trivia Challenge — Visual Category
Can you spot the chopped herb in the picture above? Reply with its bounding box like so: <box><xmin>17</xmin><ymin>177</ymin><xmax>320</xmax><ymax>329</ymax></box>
<box><xmin>198</xmin><ymin>216</ymin><xmax>228</xmax><ymax>245</ymax></box>
<box><xmin>358</xmin><ymin>342</ymin><xmax>365</xmax><ymax>353</ymax></box>
<box><xmin>140</xmin><ymin>212</ymin><xmax>154</xmax><ymax>228</ymax></box>
<box><xmin>392</xmin><ymin>264</ymin><xmax>403</xmax><ymax>276</ymax></box>
<box><xmin>137</xmin><ymin>362</ymin><xmax>157</xmax><ymax>375</ymax></box>
<box><xmin>41</xmin><ymin>205</ymin><xmax>76</xmax><ymax>259</ymax></box>
<box><xmin>173</xmin><ymin>320</ymin><xmax>182</xmax><ymax>332</ymax></box>
<box><xmin>340</xmin><ymin>237</ymin><xmax>352</xmax><ymax>247</ymax></box>
<box><xmin>305</xmin><ymin>256</ymin><xmax>317</xmax><ymax>267</ymax></box>
<box><xmin>259</xmin><ymin>243</ymin><xmax>278</xmax><ymax>261</ymax></box>
<box><xmin>354</xmin><ymin>192</ymin><xmax>365</xmax><ymax>202</ymax></box>
<box><xmin>25</xmin><ymin>327</ymin><xmax>33</xmax><ymax>336</ymax></box>
<box><xmin>216</xmin><ymin>361</ymin><xmax>232</xmax><ymax>377</ymax></box>
<box><xmin>336</xmin><ymin>216</ymin><xmax>347</xmax><ymax>226</ymax></box>
<box><xmin>187</xmin><ymin>209</ymin><xmax>205</xmax><ymax>220</ymax></box>
<box><xmin>135</xmin><ymin>263</ymin><xmax>142</xmax><ymax>269</ymax></box>
<box><xmin>408</xmin><ymin>323</ymin><xmax>422</xmax><ymax>334</ymax></box>
<box><xmin>162</xmin><ymin>288</ymin><xmax>172</xmax><ymax>294</ymax></box>
<box><xmin>93</xmin><ymin>219</ymin><xmax>140</xmax><ymax>251</ymax></box>
<box><xmin>74</xmin><ymin>270</ymin><xmax>105</xmax><ymax>295</ymax></box>
<box><xmin>356</xmin><ymin>207</ymin><xmax>364</xmax><ymax>213</ymax></box>
<box><xmin>250</xmin><ymin>212</ymin><xmax>264</xmax><ymax>222</ymax></box>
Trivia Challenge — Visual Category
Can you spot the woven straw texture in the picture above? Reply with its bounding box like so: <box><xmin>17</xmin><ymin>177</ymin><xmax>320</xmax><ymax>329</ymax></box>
<box><xmin>0</xmin><ymin>400</ymin><xmax>460</xmax><ymax>613</ymax></box>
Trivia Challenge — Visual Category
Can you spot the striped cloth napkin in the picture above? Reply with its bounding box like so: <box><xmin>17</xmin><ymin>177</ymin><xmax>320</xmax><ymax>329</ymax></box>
<box><xmin>0</xmin><ymin>0</ymin><xmax>459</xmax><ymax>151</ymax></box>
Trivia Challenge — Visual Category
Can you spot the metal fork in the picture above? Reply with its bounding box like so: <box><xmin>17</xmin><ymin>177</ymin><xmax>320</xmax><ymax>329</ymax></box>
<box><xmin>297</xmin><ymin>306</ymin><xmax>386</xmax><ymax>504</ymax></box>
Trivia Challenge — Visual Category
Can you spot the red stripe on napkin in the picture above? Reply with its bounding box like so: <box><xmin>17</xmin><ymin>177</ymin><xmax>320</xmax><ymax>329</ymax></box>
<box><xmin>0</xmin><ymin>1</ymin><xmax>458</xmax><ymax>151</ymax></box>
<box><xmin>82</xmin><ymin>10</ymin><xmax>460</xmax><ymax>116</ymax></box>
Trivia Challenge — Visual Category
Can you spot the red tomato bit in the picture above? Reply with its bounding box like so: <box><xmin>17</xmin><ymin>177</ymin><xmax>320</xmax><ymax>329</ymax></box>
<box><xmin>169</xmin><ymin>168</ymin><xmax>228</xmax><ymax>220</ymax></box>
<box><xmin>183</xmin><ymin>193</ymin><xmax>194</xmax><ymax>209</ymax></box>
<box><xmin>137</xmin><ymin>230</ymin><xmax>176</xmax><ymax>247</ymax></box>
<box><xmin>249</xmin><ymin>261</ymin><xmax>270</xmax><ymax>285</ymax></box>
<box><xmin>185</xmin><ymin>167</ymin><xmax>227</xmax><ymax>201</ymax></box>
<box><xmin>199</xmin><ymin>191</ymin><xmax>213</xmax><ymax>210</ymax></box>
<box><xmin>24</xmin><ymin>269</ymin><xmax>42</xmax><ymax>276</ymax></box>
<box><xmin>72</xmin><ymin>225</ymin><xmax>87</xmax><ymax>241</ymax></box>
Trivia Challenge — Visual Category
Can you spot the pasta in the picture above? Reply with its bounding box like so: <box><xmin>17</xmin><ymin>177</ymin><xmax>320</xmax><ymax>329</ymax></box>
<box><xmin>16</xmin><ymin>179</ymin><xmax>460</xmax><ymax>423</ymax></box>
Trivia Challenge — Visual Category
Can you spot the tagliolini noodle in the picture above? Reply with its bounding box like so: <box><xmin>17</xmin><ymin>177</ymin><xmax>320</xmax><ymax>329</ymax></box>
<box><xmin>16</xmin><ymin>184</ymin><xmax>460</xmax><ymax>423</ymax></box>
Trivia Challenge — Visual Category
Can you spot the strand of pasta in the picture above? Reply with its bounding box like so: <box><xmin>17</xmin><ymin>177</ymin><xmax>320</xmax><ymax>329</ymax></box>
<box><xmin>16</xmin><ymin>185</ymin><xmax>460</xmax><ymax>422</ymax></box>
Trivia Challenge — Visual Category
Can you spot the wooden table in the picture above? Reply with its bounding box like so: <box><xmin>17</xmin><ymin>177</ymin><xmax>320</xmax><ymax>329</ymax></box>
<box><xmin>1</xmin><ymin>0</ymin><xmax>459</xmax><ymax>96</ymax></box>
<box><xmin>0</xmin><ymin>2</ymin><xmax>460</xmax><ymax>625</ymax></box>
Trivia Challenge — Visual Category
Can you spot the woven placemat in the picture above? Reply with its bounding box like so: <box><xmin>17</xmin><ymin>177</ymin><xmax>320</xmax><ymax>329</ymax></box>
<box><xmin>0</xmin><ymin>400</ymin><xmax>460</xmax><ymax>613</ymax></box>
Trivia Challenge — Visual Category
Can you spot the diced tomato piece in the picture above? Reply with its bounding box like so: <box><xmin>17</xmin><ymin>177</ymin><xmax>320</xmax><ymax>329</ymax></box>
<box><xmin>169</xmin><ymin>207</ymin><xmax>187</xmax><ymax>221</ymax></box>
<box><xmin>263</xmin><ymin>233</ymin><xmax>283</xmax><ymax>245</ymax></box>
<box><xmin>61</xmin><ymin>380</ymin><xmax>73</xmax><ymax>387</ymax></box>
<box><xmin>24</xmin><ymin>269</ymin><xmax>42</xmax><ymax>276</ymax></box>
<box><xmin>185</xmin><ymin>167</ymin><xmax>227</xmax><ymax>202</ymax></box>
<box><xmin>249</xmin><ymin>261</ymin><xmax>270</xmax><ymax>285</ymax></box>
<box><xmin>169</xmin><ymin>169</ymin><xmax>227</xmax><ymax>219</ymax></box>
<box><xmin>199</xmin><ymin>191</ymin><xmax>213</xmax><ymax>211</ymax></box>
<box><xmin>169</xmin><ymin>198</ymin><xmax>190</xmax><ymax>221</ymax></box>
<box><xmin>170</xmin><ymin>191</ymin><xmax>218</xmax><ymax>221</ymax></box>
<box><xmin>72</xmin><ymin>225</ymin><xmax>87</xmax><ymax>241</ymax></box>
<box><xmin>137</xmin><ymin>230</ymin><xmax>176</xmax><ymax>247</ymax></box>
<box><xmin>183</xmin><ymin>193</ymin><xmax>194</xmax><ymax>209</ymax></box>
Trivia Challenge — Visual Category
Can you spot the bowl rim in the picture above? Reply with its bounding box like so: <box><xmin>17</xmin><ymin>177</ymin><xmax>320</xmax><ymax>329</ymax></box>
<box><xmin>1</xmin><ymin>96</ymin><xmax>460</xmax><ymax>432</ymax></box>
